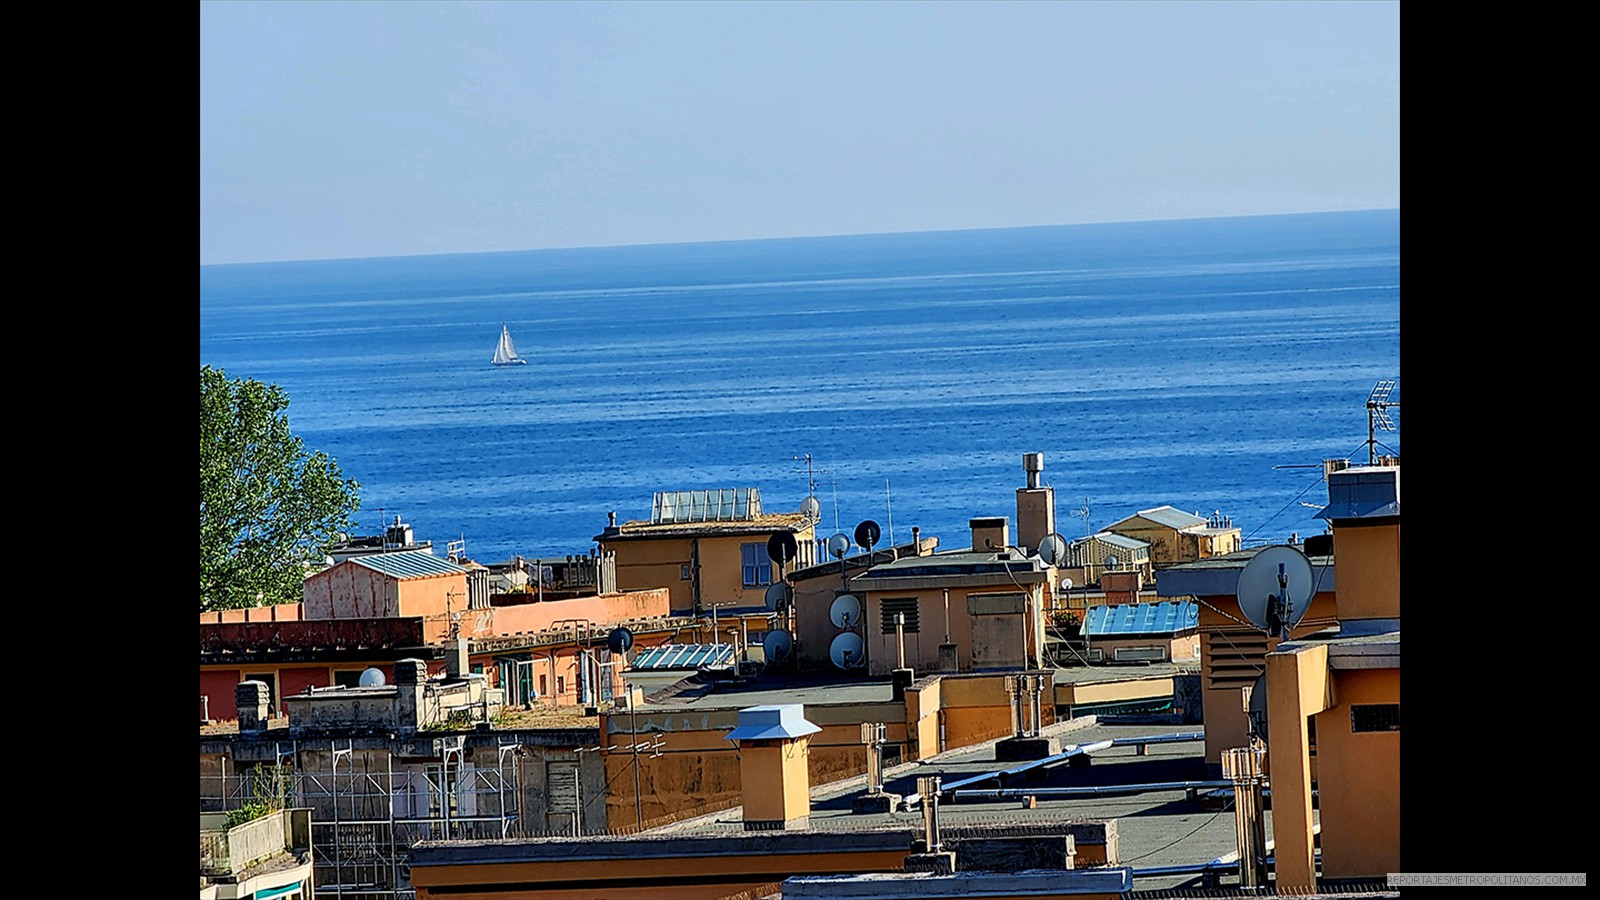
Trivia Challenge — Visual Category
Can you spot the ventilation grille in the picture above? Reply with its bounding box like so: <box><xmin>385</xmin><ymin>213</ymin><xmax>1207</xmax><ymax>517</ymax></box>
<box><xmin>1204</xmin><ymin>629</ymin><xmax>1269</xmax><ymax>689</ymax></box>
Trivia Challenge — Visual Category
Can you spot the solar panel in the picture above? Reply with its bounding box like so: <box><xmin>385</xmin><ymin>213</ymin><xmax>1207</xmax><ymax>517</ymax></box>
<box><xmin>628</xmin><ymin>643</ymin><xmax>735</xmax><ymax>670</ymax></box>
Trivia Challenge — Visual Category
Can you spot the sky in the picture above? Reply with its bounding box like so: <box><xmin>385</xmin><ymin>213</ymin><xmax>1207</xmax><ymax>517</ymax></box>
<box><xmin>199</xmin><ymin>0</ymin><xmax>1399</xmax><ymax>266</ymax></box>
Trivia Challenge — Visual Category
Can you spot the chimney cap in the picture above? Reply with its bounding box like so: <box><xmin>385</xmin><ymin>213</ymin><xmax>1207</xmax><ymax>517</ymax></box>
<box><xmin>726</xmin><ymin>704</ymin><xmax>821</xmax><ymax>741</ymax></box>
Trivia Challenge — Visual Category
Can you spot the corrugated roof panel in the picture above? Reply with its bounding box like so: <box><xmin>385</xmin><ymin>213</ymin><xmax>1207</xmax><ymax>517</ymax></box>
<box><xmin>1082</xmin><ymin>601</ymin><xmax>1198</xmax><ymax>637</ymax></box>
<box><xmin>349</xmin><ymin>551</ymin><xmax>466</xmax><ymax>579</ymax></box>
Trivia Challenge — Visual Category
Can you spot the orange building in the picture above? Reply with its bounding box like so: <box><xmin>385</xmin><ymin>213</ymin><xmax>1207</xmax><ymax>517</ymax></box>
<box><xmin>596</xmin><ymin>488</ymin><xmax>817</xmax><ymax>616</ymax></box>
<box><xmin>1154</xmin><ymin>547</ymin><xmax>1338</xmax><ymax>770</ymax></box>
<box><xmin>1265</xmin><ymin>463</ymin><xmax>1400</xmax><ymax>891</ymax></box>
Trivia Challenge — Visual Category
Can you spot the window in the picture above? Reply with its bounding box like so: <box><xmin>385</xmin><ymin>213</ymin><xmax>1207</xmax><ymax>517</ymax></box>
<box><xmin>880</xmin><ymin>597</ymin><xmax>921</xmax><ymax>634</ymax></box>
<box><xmin>332</xmin><ymin>669</ymin><xmax>363</xmax><ymax>688</ymax></box>
<box><xmin>681</xmin><ymin>563</ymin><xmax>692</xmax><ymax>580</ymax></box>
<box><xmin>1351</xmin><ymin>703</ymin><xmax>1400</xmax><ymax>733</ymax></box>
<box><xmin>741</xmin><ymin>542</ymin><xmax>772</xmax><ymax>588</ymax></box>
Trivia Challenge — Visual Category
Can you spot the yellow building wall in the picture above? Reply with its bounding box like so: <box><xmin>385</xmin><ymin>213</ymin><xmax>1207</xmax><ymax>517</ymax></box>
<box><xmin>862</xmin><ymin>587</ymin><xmax>978</xmax><ymax>675</ymax></box>
<box><xmin>1330</xmin><ymin>523</ymin><xmax>1400</xmax><ymax>621</ymax></box>
<box><xmin>608</xmin><ymin>537</ymin><xmax>695</xmax><ymax>613</ymax></box>
<box><xmin>1314</xmin><ymin>667</ymin><xmax>1400</xmax><ymax>880</ymax></box>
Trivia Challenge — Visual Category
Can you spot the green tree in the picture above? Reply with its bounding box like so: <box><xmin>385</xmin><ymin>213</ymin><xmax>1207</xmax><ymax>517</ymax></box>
<box><xmin>200</xmin><ymin>365</ymin><xmax>360</xmax><ymax>612</ymax></box>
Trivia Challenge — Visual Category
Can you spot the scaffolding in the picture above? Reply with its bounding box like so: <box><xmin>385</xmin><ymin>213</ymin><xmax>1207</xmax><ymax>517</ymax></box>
<box><xmin>201</xmin><ymin>737</ymin><xmax>528</xmax><ymax>900</ymax></box>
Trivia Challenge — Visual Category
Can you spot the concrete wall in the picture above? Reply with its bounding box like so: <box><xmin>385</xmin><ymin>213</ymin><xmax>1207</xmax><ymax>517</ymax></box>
<box><xmin>1330</xmin><ymin>522</ymin><xmax>1400</xmax><ymax>622</ymax></box>
<box><xmin>1314</xmin><ymin>667</ymin><xmax>1400</xmax><ymax>879</ymax></box>
<box><xmin>608</xmin><ymin>536</ymin><xmax>697</xmax><ymax>613</ymax></box>
<box><xmin>455</xmin><ymin>588</ymin><xmax>672</xmax><ymax>639</ymax></box>
<box><xmin>201</xmin><ymin>603</ymin><xmax>304</xmax><ymax>624</ymax></box>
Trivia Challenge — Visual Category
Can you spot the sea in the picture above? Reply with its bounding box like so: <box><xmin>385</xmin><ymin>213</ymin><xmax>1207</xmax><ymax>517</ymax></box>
<box><xmin>198</xmin><ymin>209</ymin><xmax>1400</xmax><ymax>565</ymax></box>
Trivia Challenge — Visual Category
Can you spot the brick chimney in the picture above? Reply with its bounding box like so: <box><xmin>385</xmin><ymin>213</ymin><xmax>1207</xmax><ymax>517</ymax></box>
<box><xmin>1016</xmin><ymin>453</ymin><xmax>1056</xmax><ymax>556</ymax></box>
<box><xmin>727</xmin><ymin>704</ymin><xmax>821</xmax><ymax>830</ymax></box>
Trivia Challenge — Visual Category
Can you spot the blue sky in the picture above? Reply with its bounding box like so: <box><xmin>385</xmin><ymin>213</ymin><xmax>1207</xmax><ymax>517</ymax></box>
<box><xmin>199</xmin><ymin>0</ymin><xmax>1399</xmax><ymax>266</ymax></box>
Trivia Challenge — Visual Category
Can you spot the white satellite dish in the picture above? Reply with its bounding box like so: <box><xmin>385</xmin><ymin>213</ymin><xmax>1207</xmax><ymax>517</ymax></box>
<box><xmin>827</xmin><ymin>532</ymin><xmax>851</xmax><ymax>559</ymax></box>
<box><xmin>1237</xmin><ymin>545</ymin><xmax>1316</xmax><ymax>637</ymax></box>
<box><xmin>358</xmin><ymin>667</ymin><xmax>386</xmax><ymax>687</ymax></box>
<box><xmin>800</xmin><ymin>496</ymin><xmax>822</xmax><ymax>522</ymax></box>
<box><xmin>830</xmin><ymin>632</ymin><xmax>865</xmax><ymax>669</ymax></box>
<box><xmin>763</xmin><ymin>629</ymin><xmax>794</xmax><ymax>664</ymax></box>
<box><xmin>830</xmin><ymin>593</ymin><xmax>863</xmax><ymax>628</ymax></box>
<box><xmin>1037</xmin><ymin>533</ymin><xmax>1068</xmax><ymax>566</ymax></box>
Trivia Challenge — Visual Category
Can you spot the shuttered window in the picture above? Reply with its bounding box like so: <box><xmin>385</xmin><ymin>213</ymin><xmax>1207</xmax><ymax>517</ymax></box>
<box><xmin>880</xmin><ymin>597</ymin><xmax>920</xmax><ymax>634</ymax></box>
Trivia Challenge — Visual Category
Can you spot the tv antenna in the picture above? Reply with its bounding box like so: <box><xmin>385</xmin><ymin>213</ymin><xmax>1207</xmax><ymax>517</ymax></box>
<box><xmin>1364</xmin><ymin>379</ymin><xmax>1400</xmax><ymax>465</ymax></box>
<box><xmin>1077</xmin><ymin>498</ymin><xmax>1092</xmax><ymax>537</ymax></box>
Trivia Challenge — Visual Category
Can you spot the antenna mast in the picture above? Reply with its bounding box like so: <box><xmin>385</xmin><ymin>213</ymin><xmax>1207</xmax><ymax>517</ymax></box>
<box><xmin>1365</xmin><ymin>380</ymin><xmax>1400</xmax><ymax>465</ymax></box>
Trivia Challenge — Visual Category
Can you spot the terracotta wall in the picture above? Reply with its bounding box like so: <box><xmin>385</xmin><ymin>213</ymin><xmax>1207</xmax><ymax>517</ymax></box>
<box><xmin>200</xmin><ymin>602</ymin><xmax>304</xmax><ymax>624</ymax></box>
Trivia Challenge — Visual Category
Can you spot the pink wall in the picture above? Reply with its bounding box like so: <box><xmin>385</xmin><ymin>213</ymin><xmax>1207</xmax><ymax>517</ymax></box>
<box><xmin>302</xmin><ymin>562</ymin><xmax>466</xmax><ymax>621</ymax></box>
<box><xmin>201</xmin><ymin>603</ymin><xmax>303</xmax><ymax>624</ymax></box>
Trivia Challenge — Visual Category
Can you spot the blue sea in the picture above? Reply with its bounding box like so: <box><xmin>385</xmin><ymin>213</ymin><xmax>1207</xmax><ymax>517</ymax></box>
<box><xmin>198</xmin><ymin>210</ymin><xmax>1399</xmax><ymax>565</ymax></box>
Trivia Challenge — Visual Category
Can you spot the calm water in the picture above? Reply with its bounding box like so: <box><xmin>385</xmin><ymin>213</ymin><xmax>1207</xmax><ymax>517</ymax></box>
<box><xmin>198</xmin><ymin>210</ymin><xmax>1400</xmax><ymax>564</ymax></box>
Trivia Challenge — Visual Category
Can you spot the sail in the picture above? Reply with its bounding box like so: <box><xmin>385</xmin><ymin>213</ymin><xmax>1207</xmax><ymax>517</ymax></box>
<box><xmin>492</xmin><ymin>325</ymin><xmax>524</xmax><ymax>365</ymax></box>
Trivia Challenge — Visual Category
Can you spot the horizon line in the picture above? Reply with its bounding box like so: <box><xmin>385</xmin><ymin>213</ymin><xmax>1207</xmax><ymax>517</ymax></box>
<box><xmin>200</xmin><ymin>206</ymin><xmax>1399</xmax><ymax>269</ymax></box>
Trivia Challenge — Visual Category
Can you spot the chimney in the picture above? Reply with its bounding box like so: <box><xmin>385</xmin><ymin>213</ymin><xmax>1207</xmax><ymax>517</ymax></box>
<box><xmin>970</xmin><ymin>517</ymin><xmax>1009</xmax><ymax>553</ymax></box>
<box><xmin>394</xmin><ymin>658</ymin><xmax>428</xmax><ymax>736</ymax></box>
<box><xmin>236</xmin><ymin>681</ymin><xmax>270</xmax><ymax>735</ymax></box>
<box><xmin>445</xmin><ymin>636</ymin><xmax>469</xmax><ymax>680</ymax></box>
<box><xmin>726</xmin><ymin>704</ymin><xmax>821</xmax><ymax>830</ymax></box>
<box><xmin>1016</xmin><ymin>452</ymin><xmax>1056</xmax><ymax>556</ymax></box>
<box><xmin>912</xmin><ymin>526</ymin><xmax>922</xmax><ymax>556</ymax></box>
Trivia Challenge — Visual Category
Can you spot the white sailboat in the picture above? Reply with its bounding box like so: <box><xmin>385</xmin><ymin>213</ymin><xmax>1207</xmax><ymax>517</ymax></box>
<box><xmin>491</xmin><ymin>324</ymin><xmax>528</xmax><ymax>366</ymax></box>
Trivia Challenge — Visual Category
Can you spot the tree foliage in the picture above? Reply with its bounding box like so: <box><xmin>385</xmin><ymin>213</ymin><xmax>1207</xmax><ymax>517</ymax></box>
<box><xmin>200</xmin><ymin>366</ymin><xmax>360</xmax><ymax>611</ymax></box>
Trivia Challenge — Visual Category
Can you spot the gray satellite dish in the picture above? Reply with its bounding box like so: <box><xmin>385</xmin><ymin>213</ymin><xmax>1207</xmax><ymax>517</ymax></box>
<box><xmin>830</xmin><ymin>632</ymin><xmax>865</xmax><ymax>669</ymax></box>
<box><xmin>1104</xmin><ymin>554</ymin><xmax>1119</xmax><ymax>570</ymax></box>
<box><xmin>1237</xmin><ymin>545</ymin><xmax>1316</xmax><ymax>637</ymax></box>
<box><xmin>1037</xmin><ymin>533</ymin><xmax>1068</xmax><ymax>566</ymax></box>
<box><xmin>764</xmin><ymin>581</ymin><xmax>792</xmax><ymax>612</ymax></box>
<box><xmin>827</xmin><ymin>532</ymin><xmax>851</xmax><ymax>559</ymax></box>
<box><xmin>800</xmin><ymin>496</ymin><xmax>822</xmax><ymax>522</ymax></box>
<box><xmin>830</xmin><ymin>593</ymin><xmax>862</xmax><ymax>628</ymax></box>
<box><xmin>1245</xmin><ymin>672</ymin><xmax>1269</xmax><ymax>742</ymax></box>
<box><xmin>1060</xmin><ymin>577</ymin><xmax>1074</xmax><ymax>591</ymax></box>
<box><xmin>358</xmin><ymin>667</ymin><xmax>386</xmax><ymax>687</ymax></box>
<box><xmin>763</xmin><ymin>629</ymin><xmax>794</xmax><ymax>664</ymax></box>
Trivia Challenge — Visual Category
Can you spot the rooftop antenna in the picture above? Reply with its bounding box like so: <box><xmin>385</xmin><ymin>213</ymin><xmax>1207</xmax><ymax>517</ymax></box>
<box><xmin>1365</xmin><ymin>379</ymin><xmax>1400</xmax><ymax>465</ymax></box>
<box><xmin>1077</xmin><ymin>497</ymin><xmax>1092</xmax><ymax>538</ymax></box>
<box><xmin>885</xmin><ymin>478</ymin><xmax>895</xmax><ymax>549</ymax></box>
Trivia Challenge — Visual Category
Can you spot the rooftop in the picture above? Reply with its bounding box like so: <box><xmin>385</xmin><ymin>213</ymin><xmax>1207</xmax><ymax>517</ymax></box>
<box><xmin>597</xmin><ymin>511</ymin><xmax>814</xmax><ymax>541</ymax></box>
<box><xmin>1121</xmin><ymin>506</ymin><xmax>1207</xmax><ymax>531</ymax></box>
<box><xmin>345</xmin><ymin>550</ymin><xmax>468</xmax><ymax>579</ymax></box>
<box><xmin>1082</xmin><ymin>601</ymin><xmax>1199</xmax><ymax>637</ymax></box>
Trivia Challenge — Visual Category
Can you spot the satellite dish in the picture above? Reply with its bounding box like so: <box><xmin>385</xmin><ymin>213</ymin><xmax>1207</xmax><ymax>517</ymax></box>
<box><xmin>827</xmin><ymin>532</ymin><xmax>851</xmax><ymax>559</ymax></box>
<box><xmin>358</xmin><ymin>667</ymin><xmax>386</xmax><ymax>687</ymax></box>
<box><xmin>1037</xmin><ymin>533</ymin><xmax>1068</xmax><ymax>566</ymax></box>
<box><xmin>830</xmin><ymin>593</ymin><xmax>863</xmax><ymax>628</ymax></box>
<box><xmin>1104</xmin><ymin>554</ymin><xmax>1119</xmax><ymax>570</ymax></box>
<box><xmin>767</xmin><ymin>531</ymin><xmax>799</xmax><ymax>565</ymax></box>
<box><xmin>829</xmin><ymin>632</ymin><xmax>865</xmax><ymax>669</ymax></box>
<box><xmin>763</xmin><ymin>629</ymin><xmax>794</xmax><ymax>664</ymax></box>
<box><xmin>607</xmin><ymin>627</ymin><xmax>635</xmax><ymax>654</ymax></box>
<box><xmin>1061</xmin><ymin>577</ymin><xmax>1073</xmax><ymax>591</ymax></box>
<box><xmin>800</xmin><ymin>496</ymin><xmax>822</xmax><ymax>522</ymax></box>
<box><xmin>1245</xmin><ymin>672</ymin><xmax>1269</xmax><ymax>742</ymax></box>
<box><xmin>854</xmin><ymin>519</ymin><xmax>881</xmax><ymax>552</ymax></box>
<box><xmin>1237</xmin><ymin>545</ymin><xmax>1316</xmax><ymax>637</ymax></box>
<box><xmin>764</xmin><ymin>581</ymin><xmax>792</xmax><ymax>612</ymax></box>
